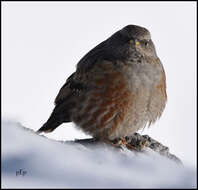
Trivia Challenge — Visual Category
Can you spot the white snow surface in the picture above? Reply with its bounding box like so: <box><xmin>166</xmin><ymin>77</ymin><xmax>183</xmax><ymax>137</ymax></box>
<box><xmin>2</xmin><ymin>120</ymin><xmax>197</xmax><ymax>188</ymax></box>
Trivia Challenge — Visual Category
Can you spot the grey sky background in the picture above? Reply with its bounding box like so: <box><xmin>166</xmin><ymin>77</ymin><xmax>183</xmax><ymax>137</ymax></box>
<box><xmin>2</xmin><ymin>2</ymin><xmax>196</xmax><ymax>166</ymax></box>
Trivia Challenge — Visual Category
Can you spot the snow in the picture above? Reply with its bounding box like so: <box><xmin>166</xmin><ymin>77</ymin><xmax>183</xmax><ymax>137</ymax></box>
<box><xmin>2</xmin><ymin>120</ymin><xmax>196</xmax><ymax>188</ymax></box>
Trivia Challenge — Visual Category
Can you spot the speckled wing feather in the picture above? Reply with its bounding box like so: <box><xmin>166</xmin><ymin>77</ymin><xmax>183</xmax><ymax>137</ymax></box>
<box><xmin>54</xmin><ymin>72</ymin><xmax>76</xmax><ymax>106</ymax></box>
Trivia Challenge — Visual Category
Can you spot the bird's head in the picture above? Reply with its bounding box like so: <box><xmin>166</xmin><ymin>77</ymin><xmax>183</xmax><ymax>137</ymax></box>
<box><xmin>106</xmin><ymin>25</ymin><xmax>158</xmax><ymax>60</ymax></box>
<box><xmin>77</xmin><ymin>25</ymin><xmax>159</xmax><ymax>71</ymax></box>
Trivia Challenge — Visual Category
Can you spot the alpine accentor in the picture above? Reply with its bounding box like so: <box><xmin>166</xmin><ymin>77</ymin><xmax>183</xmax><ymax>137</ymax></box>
<box><xmin>37</xmin><ymin>25</ymin><xmax>167</xmax><ymax>142</ymax></box>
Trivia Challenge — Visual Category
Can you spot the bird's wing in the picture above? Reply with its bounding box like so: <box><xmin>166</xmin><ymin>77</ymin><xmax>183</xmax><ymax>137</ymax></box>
<box><xmin>38</xmin><ymin>72</ymin><xmax>86</xmax><ymax>133</ymax></box>
<box><xmin>54</xmin><ymin>72</ymin><xmax>87</xmax><ymax>106</ymax></box>
<box><xmin>54</xmin><ymin>73</ymin><xmax>74</xmax><ymax>105</ymax></box>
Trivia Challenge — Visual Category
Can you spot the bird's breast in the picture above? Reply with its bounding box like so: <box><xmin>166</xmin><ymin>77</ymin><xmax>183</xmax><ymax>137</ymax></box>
<box><xmin>123</xmin><ymin>58</ymin><xmax>164</xmax><ymax>92</ymax></box>
<box><xmin>72</xmin><ymin>59</ymin><xmax>166</xmax><ymax>140</ymax></box>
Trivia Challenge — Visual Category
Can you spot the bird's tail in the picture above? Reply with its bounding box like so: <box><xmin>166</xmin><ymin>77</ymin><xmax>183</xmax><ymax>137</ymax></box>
<box><xmin>36</xmin><ymin>113</ymin><xmax>63</xmax><ymax>134</ymax></box>
<box><xmin>37</xmin><ymin>120</ymin><xmax>61</xmax><ymax>134</ymax></box>
<box><xmin>37</xmin><ymin>102</ymin><xmax>72</xmax><ymax>134</ymax></box>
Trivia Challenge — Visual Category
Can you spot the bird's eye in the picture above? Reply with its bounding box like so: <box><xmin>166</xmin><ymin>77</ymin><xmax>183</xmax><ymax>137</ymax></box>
<box><xmin>135</xmin><ymin>40</ymin><xmax>140</xmax><ymax>46</ymax></box>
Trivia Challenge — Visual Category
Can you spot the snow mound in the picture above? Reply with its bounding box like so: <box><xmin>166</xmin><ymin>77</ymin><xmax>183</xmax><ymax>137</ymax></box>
<box><xmin>2</xmin><ymin>120</ymin><xmax>196</xmax><ymax>188</ymax></box>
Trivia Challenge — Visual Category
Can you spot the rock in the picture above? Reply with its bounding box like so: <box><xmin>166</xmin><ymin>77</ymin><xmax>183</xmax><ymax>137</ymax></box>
<box><xmin>72</xmin><ymin>133</ymin><xmax>182</xmax><ymax>165</ymax></box>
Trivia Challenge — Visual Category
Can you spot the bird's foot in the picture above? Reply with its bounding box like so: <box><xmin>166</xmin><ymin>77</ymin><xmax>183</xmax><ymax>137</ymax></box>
<box><xmin>103</xmin><ymin>135</ymin><xmax>150</xmax><ymax>151</ymax></box>
<box><xmin>117</xmin><ymin>137</ymin><xmax>140</xmax><ymax>151</ymax></box>
<box><xmin>103</xmin><ymin>138</ymin><xmax>132</xmax><ymax>150</ymax></box>
<box><xmin>106</xmin><ymin>137</ymin><xmax>138</xmax><ymax>151</ymax></box>
<box><xmin>103</xmin><ymin>139</ymin><xmax>122</xmax><ymax>149</ymax></box>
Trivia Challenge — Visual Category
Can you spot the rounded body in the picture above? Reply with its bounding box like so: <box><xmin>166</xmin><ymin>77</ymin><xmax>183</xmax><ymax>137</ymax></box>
<box><xmin>72</xmin><ymin>58</ymin><xmax>167</xmax><ymax>140</ymax></box>
<box><xmin>37</xmin><ymin>25</ymin><xmax>167</xmax><ymax>140</ymax></box>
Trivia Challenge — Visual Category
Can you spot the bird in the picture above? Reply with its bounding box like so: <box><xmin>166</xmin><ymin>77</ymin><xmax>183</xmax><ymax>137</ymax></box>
<box><xmin>37</xmin><ymin>24</ymin><xmax>167</xmax><ymax>145</ymax></box>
